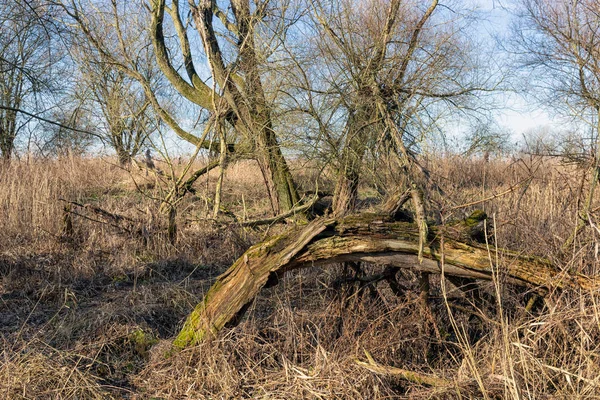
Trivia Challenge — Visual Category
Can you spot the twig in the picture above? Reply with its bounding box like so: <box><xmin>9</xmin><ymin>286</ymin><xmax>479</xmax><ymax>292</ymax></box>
<box><xmin>59</xmin><ymin>199</ymin><xmax>136</xmax><ymax>223</ymax></box>
<box><xmin>58</xmin><ymin>199</ymin><xmax>139</xmax><ymax>233</ymax></box>
<box><xmin>443</xmin><ymin>176</ymin><xmax>532</xmax><ymax>212</ymax></box>
<box><xmin>239</xmin><ymin>194</ymin><xmax>320</xmax><ymax>227</ymax></box>
<box><xmin>61</xmin><ymin>209</ymin><xmax>132</xmax><ymax>233</ymax></box>
<box><xmin>0</xmin><ymin>105</ymin><xmax>103</xmax><ymax>139</ymax></box>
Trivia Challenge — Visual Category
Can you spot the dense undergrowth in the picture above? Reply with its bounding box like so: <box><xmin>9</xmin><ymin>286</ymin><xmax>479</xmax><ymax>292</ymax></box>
<box><xmin>2</xmin><ymin>154</ymin><xmax>600</xmax><ymax>399</ymax></box>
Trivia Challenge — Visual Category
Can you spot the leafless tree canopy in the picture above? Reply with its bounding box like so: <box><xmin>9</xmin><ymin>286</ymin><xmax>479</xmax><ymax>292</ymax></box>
<box><xmin>5</xmin><ymin>1</ymin><xmax>600</xmax><ymax>398</ymax></box>
<box><xmin>0</xmin><ymin>0</ymin><xmax>59</xmax><ymax>160</ymax></box>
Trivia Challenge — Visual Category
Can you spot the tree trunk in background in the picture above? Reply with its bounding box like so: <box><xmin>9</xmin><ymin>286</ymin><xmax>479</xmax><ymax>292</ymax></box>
<box><xmin>232</xmin><ymin>0</ymin><xmax>300</xmax><ymax>215</ymax></box>
<box><xmin>332</xmin><ymin>106</ymin><xmax>375</xmax><ymax>217</ymax></box>
<box><xmin>332</xmin><ymin>138</ymin><xmax>363</xmax><ymax>217</ymax></box>
<box><xmin>116</xmin><ymin>147</ymin><xmax>131</xmax><ymax>167</ymax></box>
<box><xmin>144</xmin><ymin>0</ymin><xmax>301</xmax><ymax>215</ymax></box>
<box><xmin>255</xmin><ymin>124</ymin><xmax>300</xmax><ymax>215</ymax></box>
<box><xmin>0</xmin><ymin>135</ymin><xmax>14</xmax><ymax>161</ymax></box>
<box><xmin>0</xmin><ymin>108</ymin><xmax>17</xmax><ymax>161</ymax></box>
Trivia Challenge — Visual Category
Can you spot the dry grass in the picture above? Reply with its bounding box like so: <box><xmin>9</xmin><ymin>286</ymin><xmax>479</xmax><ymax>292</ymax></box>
<box><xmin>0</xmin><ymin>344</ymin><xmax>111</xmax><ymax>399</ymax></box>
<box><xmin>2</xmin><ymin>154</ymin><xmax>600</xmax><ymax>398</ymax></box>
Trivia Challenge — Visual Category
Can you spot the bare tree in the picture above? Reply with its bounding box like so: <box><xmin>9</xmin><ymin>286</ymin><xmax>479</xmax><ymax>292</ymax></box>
<box><xmin>40</xmin><ymin>106</ymin><xmax>97</xmax><ymax>157</ymax></box>
<box><xmin>58</xmin><ymin>0</ymin><xmax>304</xmax><ymax>214</ymax></box>
<box><xmin>148</xmin><ymin>0</ymin><xmax>303</xmax><ymax>214</ymax></box>
<box><xmin>514</xmin><ymin>0</ymin><xmax>600</xmax><ymax>245</ymax></box>
<box><xmin>515</xmin><ymin>0</ymin><xmax>600</xmax><ymax>115</ymax></box>
<box><xmin>74</xmin><ymin>56</ymin><xmax>157</xmax><ymax>166</ymax></box>
<box><xmin>463</xmin><ymin>122</ymin><xmax>513</xmax><ymax>159</ymax></box>
<box><xmin>306</xmin><ymin>0</ymin><xmax>487</xmax><ymax>217</ymax></box>
<box><xmin>0</xmin><ymin>0</ymin><xmax>57</xmax><ymax>160</ymax></box>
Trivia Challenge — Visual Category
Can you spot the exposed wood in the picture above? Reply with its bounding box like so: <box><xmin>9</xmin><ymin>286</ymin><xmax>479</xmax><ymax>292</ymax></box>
<box><xmin>174</xmin><ymin>218</ymin><xmax>332</xmax><ymax>347</ymax></box>
<box><xmin>382</xmin><ymin>188</ymin><xmax>411</xmax><ymax>218</ymax></box>
<box><xmin>174</xmin><ymin>213</ymin><xmax>600</xmax><ymax>348</ymax></box>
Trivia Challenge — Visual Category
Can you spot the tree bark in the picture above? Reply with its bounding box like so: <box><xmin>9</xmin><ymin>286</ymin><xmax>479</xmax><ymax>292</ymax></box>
<box><xmin>332</xmin><ymin>132</ymin><xmax>365</xmax><ymax>217</ymax></box>
<box><xmin>254</xmin><ymin>124</ymin><xmax>300</xmax><ymax>214</ymax></box>
<box><xmin>0</xmin><ymin>108</ymin><xmax>17</xmax><ymax>161</ymax></box>
<box><xmin>116</xmin><ymin>146</ymin><xmax>131</xmax><ymax>167</ymax></box>
<box><xmin>332</xmin><ymin>103</ymin><xmax>377</xmax><ymax>216</ymax></box>
<box><xmin>173</xmin><ymin>213</ymin><xmax>600</xmax><ymax>348</ymax></box>
<box><xmin>148</xmin><ymin>0</ymin><xmax>300</xmax><ymax>215</ymax></box>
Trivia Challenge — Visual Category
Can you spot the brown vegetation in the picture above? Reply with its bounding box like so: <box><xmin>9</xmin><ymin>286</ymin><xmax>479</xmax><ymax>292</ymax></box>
<box><xmin>2</xmin><ymin>155</ymin><xmax>600</xmax><ymax>398</ymax></box>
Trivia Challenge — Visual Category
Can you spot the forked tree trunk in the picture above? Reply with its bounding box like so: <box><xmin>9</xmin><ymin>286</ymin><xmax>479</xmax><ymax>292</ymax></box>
<box><xmin>231</xmin><ymin>0</ymin><xmax>300</xmax><ymax>215</ymax></box>
<box><xmin>148</xmin><ymin>0</ymin><xmax>300</xmax><ymax>216</ymax></box>
<box><xmin>173</xmin><ymin>213</ymin><xmax>600</xmax><ymax>348</ymax></box>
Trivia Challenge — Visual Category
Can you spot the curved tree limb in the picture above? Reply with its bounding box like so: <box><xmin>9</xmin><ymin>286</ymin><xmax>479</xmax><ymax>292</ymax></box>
<box><xmin>149</xmin><ymin>0</ymin><xmax>216</xmax><ymax>109</ymax></box>
<box><xmin>173</xmin><ymin>213</ymin><xmax>600</xmax><ymax>348</ymax></box>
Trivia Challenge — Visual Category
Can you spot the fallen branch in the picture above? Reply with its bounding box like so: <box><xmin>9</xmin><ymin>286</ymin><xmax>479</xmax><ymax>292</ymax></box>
<box><xmin>59</xmin><ymin>199</ymin><xmax>138</xmax><ymax>233</ymax></box>
<box><xmin>173</xmin><ymin>212</ymin><xmax>600</xmax><ymax>347</ymax></box>
<box><xmin>355</xmin><ymin>350</ymin><xmax>452</xmax><ymax>387</ymax></box>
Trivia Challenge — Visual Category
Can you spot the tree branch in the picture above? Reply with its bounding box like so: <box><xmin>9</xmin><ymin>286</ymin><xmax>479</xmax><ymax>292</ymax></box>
<box><xmin>0</xmin><ymin>105</ymin><xmax>102</xmax><ymax>139</ymax></box>
<box><xmin>149</xmin><ymin>0</ymin><xmax>216</xmax><ymax>109</ymax></box>
<box><xmin>355</xmin><ymin>350</ymin><xmax>452</xmax><ymax>387</ymax></box>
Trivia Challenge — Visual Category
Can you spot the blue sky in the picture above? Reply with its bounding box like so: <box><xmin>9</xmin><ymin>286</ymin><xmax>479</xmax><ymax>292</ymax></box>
<box><xmin>471</xmin><ymin>0</ymin><xmax>558</xmax><ymax>139</ymax></box>
<box><xmin>151</xmin><ymin>0</ymin><xmax>567</xmax><ymax>158</ymax></box>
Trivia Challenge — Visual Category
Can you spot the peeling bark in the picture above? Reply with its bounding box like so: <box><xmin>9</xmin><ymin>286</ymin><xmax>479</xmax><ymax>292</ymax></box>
<box><xmin>174</xmin><ymin>213</ymin><xmax>600</xmax><ymax>348</ymax></box>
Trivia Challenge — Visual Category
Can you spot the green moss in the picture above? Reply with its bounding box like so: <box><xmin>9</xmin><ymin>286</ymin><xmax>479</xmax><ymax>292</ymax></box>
<box><xmin>173</xmin><ymin>300</ymin><xmax>210</xmax><ymax>348</ymax></box>
<box><xmin>111</xmin><ymin>274</ymin><xmax>128</xmax><ymax>284</ymax></box>
<box><xmin>464</xmin><ymin>209</ymin><xmax>487</xmax><ymax>227</ymax></box>
<box><xmin>129</xmin><ymin>329</ymin><xmax>158</xmax><ymax>358</ymax></box>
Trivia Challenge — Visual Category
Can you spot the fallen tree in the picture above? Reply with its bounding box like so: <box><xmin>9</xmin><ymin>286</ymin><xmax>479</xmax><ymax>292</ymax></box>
<box><xmin>174</xmin><ymin>212</ymin><xmax>600</xmax><ymax>348</ymax></box>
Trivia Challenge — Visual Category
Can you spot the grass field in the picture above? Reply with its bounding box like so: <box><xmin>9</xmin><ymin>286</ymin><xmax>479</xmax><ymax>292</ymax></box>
<box><xmin>2</xmin><ymin>154</ymin><xmax>600</xmax><ymax>399</ymax></box>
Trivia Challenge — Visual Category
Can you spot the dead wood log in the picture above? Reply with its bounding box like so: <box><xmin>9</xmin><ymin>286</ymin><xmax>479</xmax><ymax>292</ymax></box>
<box><xmin>355</xmin><ymin>350</ymin><xmax>452</xmax><ymax>387</ymax></box>
<box><xmin>59</xmin><ymin>199</ymin><xmax>138</xmax><ymax>233</ymax></box>
<box><xmin>382</xmin><ymin>188</ymin><xmax>411</xmax><ymax>217</ymax></box>
<box><xmin>174</xmin><ymin>213</ymin><xmax>600</xmax><ymax>348</ymax></box>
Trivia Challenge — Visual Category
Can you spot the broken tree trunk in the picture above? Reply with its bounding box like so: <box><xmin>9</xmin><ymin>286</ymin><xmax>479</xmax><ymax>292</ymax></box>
<box><xmin>174</xmin><ymin>213</ymin><xmax>600</xmax><ymax>348</ymax></box>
